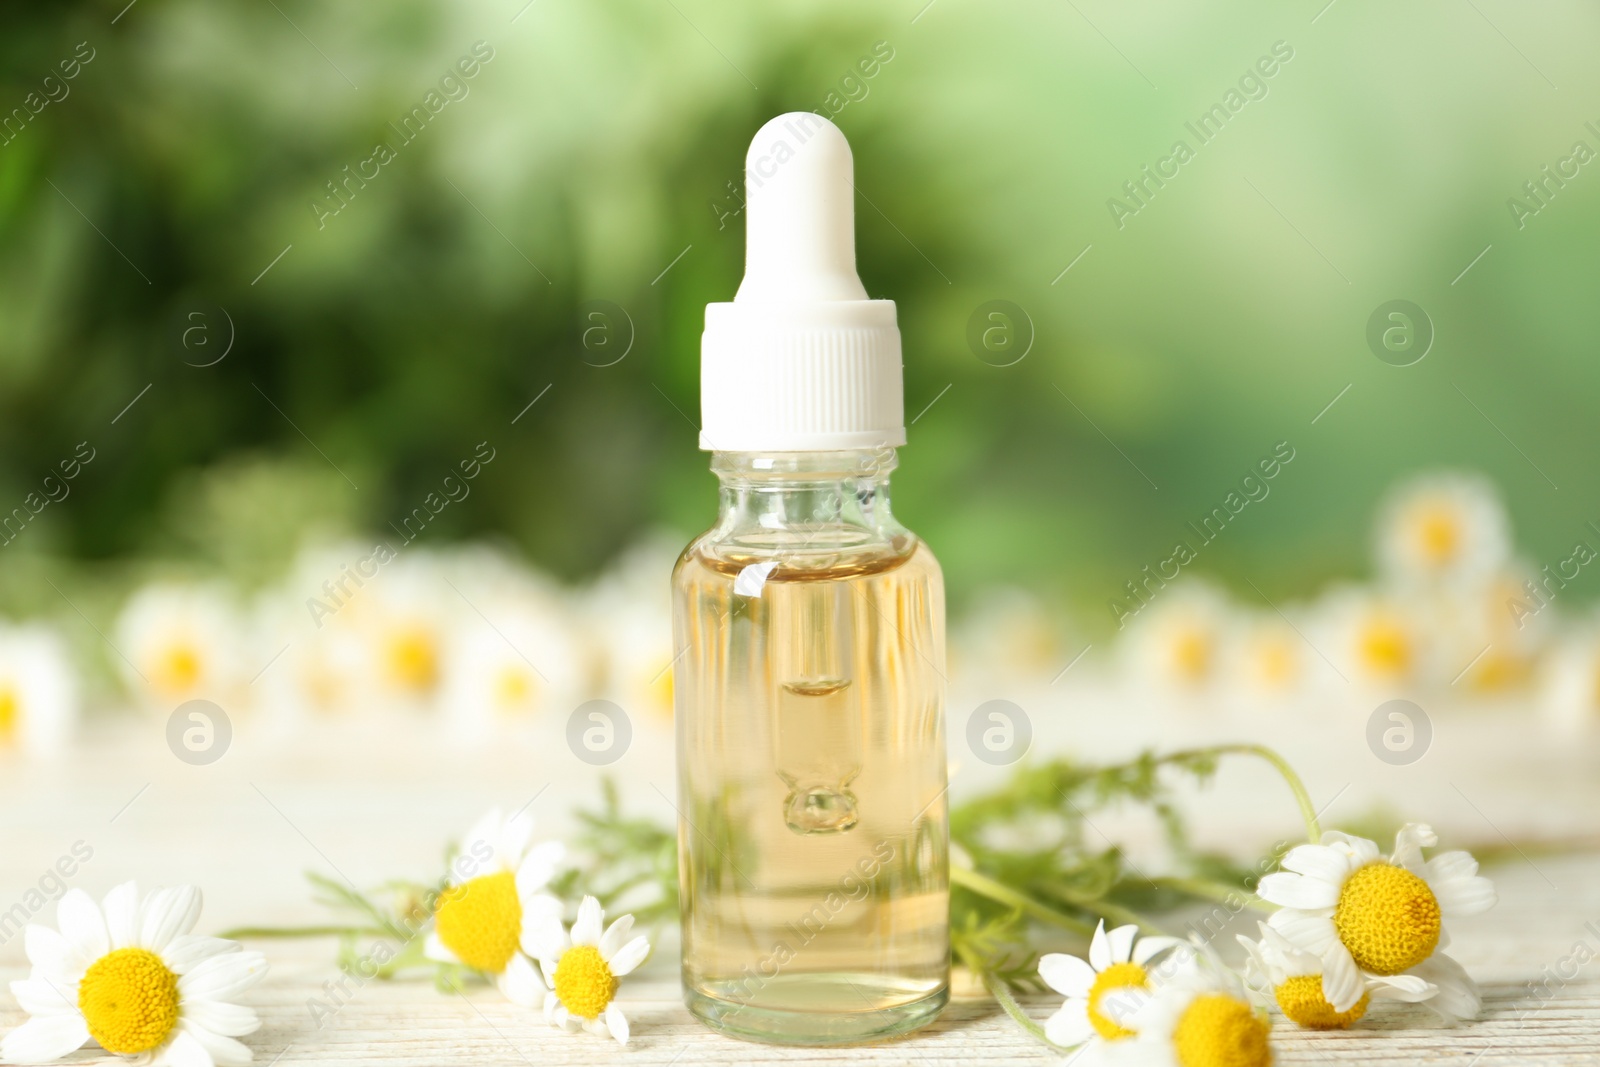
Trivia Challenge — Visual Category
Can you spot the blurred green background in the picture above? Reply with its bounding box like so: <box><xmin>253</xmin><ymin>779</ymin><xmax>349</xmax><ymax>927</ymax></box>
<box><xmin>2</xmin><ymin>0</ymin><xmax>1597</xmax><ymax>633</ymax></box>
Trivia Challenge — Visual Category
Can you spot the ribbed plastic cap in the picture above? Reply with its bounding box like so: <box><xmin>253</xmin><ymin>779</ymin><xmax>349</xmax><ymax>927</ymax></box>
<box><xmin>699</xmin><ymin>112</ymin><xmax>905</xmax><ymax>452</ymax></box>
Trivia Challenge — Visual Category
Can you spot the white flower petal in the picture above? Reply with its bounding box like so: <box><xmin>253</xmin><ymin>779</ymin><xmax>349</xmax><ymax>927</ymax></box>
<box><xmin>1366</xmin><ymin>973</ymin><xmax>1437</xmax><ymax>1002</ymax></box>
<box><xmin>182</xmin><ymin>998</ymin><xmax>262</xmax><ymax>1038</ymax></box>
<box><xmin>539</xmin><ymin>957</ymin><xmax>559</xmax><ymax>989</ymax></box>
<box><xmin>543</xmin><ymin>991</ymin><xmax>560</xmax><ymax>1023</ymax></box>
<box><xmin>1321</xmin><ymin>831</ymin><xmax>1381</xmax><ymax>865</ymax></box>
<box><xmin>598</xmin><ymin>913</ymin><xmax>635</xmax><ymax>962</ymax></box>
<box><xmin>1266</xmin><ymin>910</ymin><xmax>1338</xmax><ymax>955</ymax></box>
<box><xmin>1088</xmin><ymin>921</ymin><xmax>1111</xmax><ymax>971</ymax></box>
<box><xmin>497</xmin><ymin>953</ymin><xmax>544</xmax><ymax>1007</ymax></box>
<box><xmin>1432</xmin><ymin>875</ymin><xmax>1497</xmax><ymax>918</ymax></box>
<box><xmin>1391</xmin><ymin>823</ymin><xmax>1438</xmax><ymax>871</ymax></box>
<box><xmin>0</xmin><ymin>1012</ymin><xmax>90</xmax><ymax>1064</ymax></box>
<box><xmin>142</xmin><ymin>885</ymin><xmax>203</xmax><ymax>952</ymax></box>
<box><xmin>152</xmin><ymin>1026</ymin><xmax>214</xmax><ymax>1067</ymax></box>
<box><xmin>1038</xmin><ymin>952</ymin><xmax>1097</xmax><ymax>998</ymax></box>
<box><xmin>56</xmin><ymin>887</ymin><xmax>108</xmax><ymax>961</ymax></box>
<box><xmin>1319</xmin><ymin>943</ymin><xmax>1363</xmax><ymax>1013</ymax></box>
<box><xmin>1411</xmin><ymin>952</ymin><xmax>1480</xmax><ymax>1023</ymax></box>
<box><xmin>606</xmin><ymin>935</ymin><xmax>650</xmax><ymax>978</ymax></box>
<box><xmin>1043</xmin><ymin>998</ymin><xmax>1093</xmax><ymax>1047</ymax></box>
<box><xmin>1105</xmin><ymin>925</ymin><xmax>1138</xmax><ymax>964</ymax></box>
<box><xmin>1424</xmin><ymin>849</ymin><xmax>1479</xmax><ymax>884</ymax></box>
<box><xmin>515</xmin><ymin>841</ymin><xmax>566</xmax><ymax>897</ymax></box>
<box><xmin>522</xmin><ymin>915</ymin><xmax>568</xmax><ymax>962</ymax></box>
<box><xmin>571</xmin><ymin>897</ymin><xmax>603</xmax><ymax>947</ymax></box>
<box><xmin>499</xmin><ymin>808</ymin><xmax>536</xmax><ymax>869</ymax></box>
<box><xmin>1281</xmin><ymin>844</ymin><xmax>1353</xmax><ymax>883</ymax></box>
<box><xmin>9</xmin><ymin>976</ymin><xmax>77</xmax><ymax>1017</ymax></box>
<box><xmin>605</xmin><ymin>1002</ymin><xmax>631</xmax><ymax>1045</ymax></box>
<box><xmin>22</xmin><ymin>924</ymin><xmax>76</xmax><ymax>976</ymax></box>
<box><xmin>164</xmin><ymin>935</ymin><xmax>242</xmax><ymax>975</ymax></box>
<box><xmin>103</xmin><ymin>881</ymin><xmax>142</xmax><ymax>950</ymax></box>
<box><xmin>424</xmin><ymin>931</ymin><xmax>459</xmax><ymax>965</ymax></box>
<box><xmin>176</xmin><ymin>1020</ymin><xmax>254</xmax><ymax>1067</ymax></box>
<box><xmin>1131</xmin><ymin>935</ymin><xmax>1184</xmax><ymax>966</ymax></box>
<box><xmin>1257</xmin><ymin>872</ymin><xmax>1339</xmax><ymax>910</ymax></box>
<box><xmin>178</xmin><ymin>950</ymin><xmax>269</xmax><ymax>1002</ymax></box>
<box><xmin>455</xmin><ymin>808</ymin><xmax>503</xmax><ymax>883</ymax></box>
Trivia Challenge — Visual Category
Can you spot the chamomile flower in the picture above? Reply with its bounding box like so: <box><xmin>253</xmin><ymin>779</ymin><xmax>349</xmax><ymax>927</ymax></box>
<box><xmin>952</xmin><ymin>587</ymin><xmax>1071</xmax><ymax>685</ymax></box>
<box><xmin>1541</xmin><ymin>626</ymin><xmax>1600</xmax><ymax>734</ymax></box>
<box><xmin>0</xmin><ymin>624</ymin><xmax>78</xmax><ymax>756</ymax></box>
<box><xmin>1316</xmin><ymin>587</ymin><xmax>1432</xmax><ymax>689</ymax></box>
<box><xmin>1377</xmin><ymin>473</ymin><xmax>1510</xmax><ymax>588</ymax></box>
<box><xmin>526</xmin><ymin>897</ymin><xmax>650</xmax><ymax>1045</ymax></box>
<box><xmin>1121</xmin><ymin>584</ymin><xmax>1229</xmax><ymax>693</ymax></box>
<box><xmin>443</xmin><ymin>591</ymin><xmax>587</xmax><ymax>743</ymax></box>
<box><xmin>1227</xmin><ymin>610</ymin><xmax>1312</xmax><ymax>703</ymax></box>
<box><xmin>1111</xmin><ymin>942</ymin><xmax>1272</xmax><ymax>1067</ymax></box>
<box><xmin>115</xmin><ymin>584</ymin><xmax>244</xmax><ymax>708</ymax></box>
<box><xmin>1037</xmin><ymin>920</ymin><xmax>1182</xmax><ymax>1048</ymax></box>
<box><xmin>362</xmin><ymin>558</ymin><xmax>455</xmax><ymax>709</ymax></box>
<box><xmin>2</xmin><ymin>882</ymin><xmax>267</xmax><ymax>1066</ymax></box>
<box><xmin>1258</xmin><ymin>824</ymin><xmax>1495</xmax><ymax>1022</ymax></box>
<box><xmin>424</xmin><ymin>807</ymin><xmax>565</xmax><ymax>1006</ymax></box>
<box><xmin>582</xmin><ymin>535</ymin><xmax>681</xmax><ymax>722</ymax></box>
<box><xmin>1237</xmin><ymin>922</ymin><xmax>1433</xmax><ymax>1029</ymax></box>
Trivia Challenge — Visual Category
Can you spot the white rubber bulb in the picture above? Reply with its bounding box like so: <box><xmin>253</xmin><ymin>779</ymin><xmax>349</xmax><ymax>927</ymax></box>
<box><xmin>735</xmin><ymin>112</ymin><xmax>870</xmax><ymax>304</ymax></box>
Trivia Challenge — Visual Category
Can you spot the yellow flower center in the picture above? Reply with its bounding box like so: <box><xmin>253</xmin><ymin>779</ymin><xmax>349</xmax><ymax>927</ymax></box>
<box><xmin>433</xmin><ymin>871</ymin><xmax>522</xmax><ymax>973</ymax></box>
<box><xmin>1273</xmin><ymin>974</ymin><xmax>1369</xmax><ymax>1029</ymax></box>
<box><xmin>495</xmin><ymin>666</ymin><xmax>537</xmax><ymax>712</ymax></box>
<box><xmin>1357</xmin><ymin>618</ymin><xmax>1411</xmax><ymax>676</ymax></box>
<box><xmin>553</xmin><ymin>944</ymin><xmax>618</xmax><ymax>1020</ymax></box>
<box><xmin>1415</xmin><ymin>509</ymin><xmax>1460</xmax><ymax>564</ymax></box>
<box><xmin>386</xmin><ymin>627</ymin><xmax>439</xmax><ymax>693</ymax></box>
<box><xmin>153</xmin><ymin>643</ymin><xmax>203</xmax><ymax>695</ymax></box>
<box><xmin>1252</xmin><ymin>637</ymin><xmax>1297</xmax><ymax>687</ymax></box>
<box><xmin>650</xmin><ymin>662</ymin><xmax>675</xmax><ymax>720</ymax></box>
<box><xmin>1171</xmin><ymin>993</ymin><xmax>1272</xmax><ymax>1067</ymax></box>
<box><xmin>77</xmin><ymin>947</ymin><xmax>180</xmax><ymax>1055</ymax></box>
<box><xmin>1333</xmin><ymin>862</ymin><xmax>1441</xmax><ymax>975</ymax></box>
<box><xmin>1172</xmin><ymin>629</ymin><xmax>1213</xmax><ymax>682</ymax></box>
<box><xmin>0</xmin><ymin>684</ymin><xmax>17</xmax><ymax>741</ymax></box>
<box><xmin>1086</xmin><ymin>961</ymin><xmax>1148</xmax><ymax>1039</ymax></box>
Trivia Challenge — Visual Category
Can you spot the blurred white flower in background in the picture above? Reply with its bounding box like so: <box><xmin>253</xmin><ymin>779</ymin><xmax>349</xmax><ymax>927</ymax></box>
<box><xmin>1376</xmin><ymin>474</ymin><xmax>1510</xmax><ymax>589</ymax></box>
<box><xmin>1119</xmin><ymin>583</ymin><xmax>1230</xmax><ymax>696</ymax></box>
<box><xmin>250</xmin><ymin>543</ymin><xmax>378</xmax><ymax>723</ymax></box>
<box><xmin>1541</xmin><ymin>621</ymin><xmax>1600</xmax><ymax>735</ymax></box>
<box><xmin>952</xmin><ymin>587</ymin><xmax>1073</xmax><ymax>687</ymax></box>
<box><xmin>1432</xmin><ymin>564</ymin><xmax>1545</xmax><ymax>696</ymax></box>
<box><xmin>443</xmin><ymin>550</ymin><xmax>589</xmax><ymax>742</ymax></box>
<box><xmin>356</xmin><ymin>553</ymin><xmax>458</xmax><ymax>712</ymax></box>
<box><xmin>1227</xmin><ymin>610</ymin><xmax>1312</xmax><ymax>706</ymax></box>
<box><xmin>580</xmin><ymin>533</ymin><xmax>683</xmax><ymax>725</ymax></box>
<box><xmin>114</xmin><ymin>583</ymin><xmax>244</xmax><ymax>711</ymax></box>
<box><xmin>1315</xmin><ymin>587</ymin><xmax>1432</xmax><ymax>691</ymax></box>
<box><xmin>0</xmin><ymin>623</ymin><xmax>78</xmax><ymax>756</ymax></box>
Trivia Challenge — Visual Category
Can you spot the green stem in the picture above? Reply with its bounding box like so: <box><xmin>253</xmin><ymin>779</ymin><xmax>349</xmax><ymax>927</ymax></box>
<box><xmin>1040</xmin><ymin>883</ymin><xmax>1168</xmax><ymax>935</ymax></box>
<box><xmin>1171</xmin><ymin>744</ymin><xmax>1321</xmax><ymax>843</ymax></box>
<box><xmin>950</xmin><ymin>866</ymin><xmax>1095</xmax><ymax>935</ymax></box>
<box><xmin>218</xmin><ymin>925</ymin><xmax>385</xmax><ymax>940</ymax></box>
<box><xmin>1147</xmin><ymin>875</ymin><xmax>1273</xmax><ymax>912</ymax></box>
<box><xmin>954</xmin><ymin>946</ymin><xmax>1073</xmax><ymax>1054</ymax></box>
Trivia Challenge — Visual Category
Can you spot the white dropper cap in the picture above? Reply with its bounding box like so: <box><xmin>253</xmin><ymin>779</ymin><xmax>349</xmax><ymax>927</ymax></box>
<box><xmin>699</xmin><ymin>112</ymin><xmax>905</xmax><ymax>452</ymax></box>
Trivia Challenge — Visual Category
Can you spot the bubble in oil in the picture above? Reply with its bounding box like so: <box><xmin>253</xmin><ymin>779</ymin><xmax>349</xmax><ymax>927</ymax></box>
<box><xmin>779</xmin><ymin>678</ymin><xmax>859</xmax><ymax>834</ymax></box>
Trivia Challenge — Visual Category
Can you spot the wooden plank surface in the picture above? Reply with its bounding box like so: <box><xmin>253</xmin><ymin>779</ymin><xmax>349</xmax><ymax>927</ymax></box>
<box><xmin>1</xmin><ymin>698</ymin><xmax>1596</xmax><ymax>1065</ymax></box>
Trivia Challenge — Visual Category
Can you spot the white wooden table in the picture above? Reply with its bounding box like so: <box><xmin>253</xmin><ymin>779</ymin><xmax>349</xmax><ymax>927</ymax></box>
<box><xmin>2</xmin><ymin>688</ymin><xmax>1596</xmax><ymax>1065</ymax></box>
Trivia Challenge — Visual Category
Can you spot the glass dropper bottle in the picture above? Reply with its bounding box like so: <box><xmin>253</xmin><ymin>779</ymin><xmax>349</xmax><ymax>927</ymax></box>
<box><xmin>672</xmin><ymin>112</ymin><xmax>950</xmax><ymax>1045</ymax></box>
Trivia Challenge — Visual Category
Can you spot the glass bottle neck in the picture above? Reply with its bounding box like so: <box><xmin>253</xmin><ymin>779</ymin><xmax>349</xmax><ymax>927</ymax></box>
<box><xmin>707</xmin><ymin>449</ymin><xmax>907</xmax><ymax>553</ymax></box>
